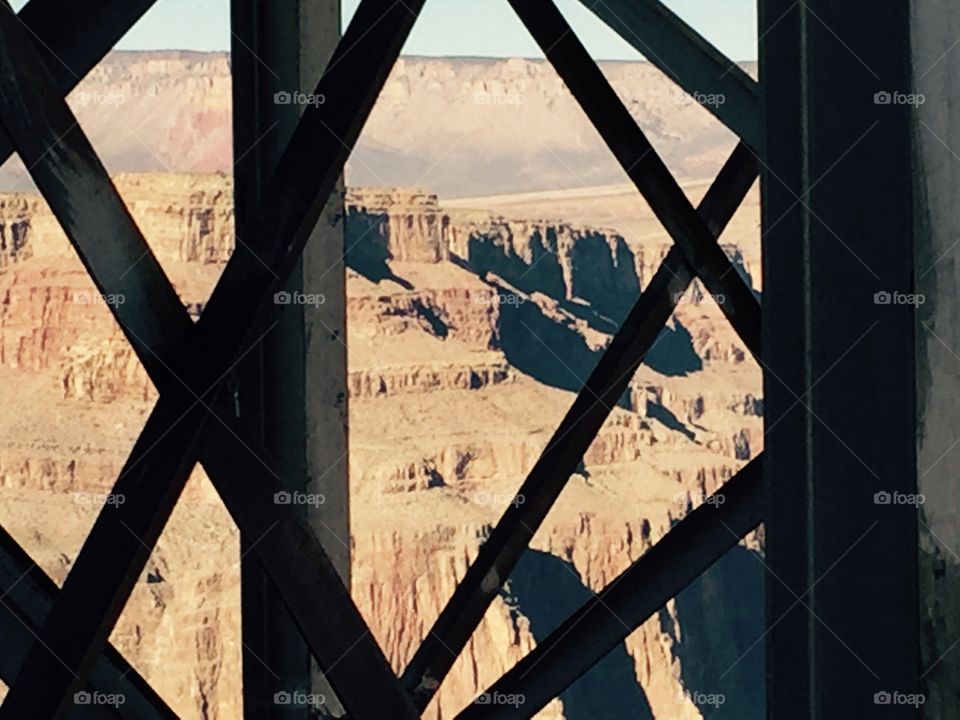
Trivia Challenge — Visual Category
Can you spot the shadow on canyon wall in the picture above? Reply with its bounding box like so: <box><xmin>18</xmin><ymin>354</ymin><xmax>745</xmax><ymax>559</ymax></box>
<box><xmin>494</xmin><ymin>292</ymin><xmax>619</xmax><ymax>401</ymax></box>
<box><xmin>645</xmin><ymin>400</ymin><xmax>698</xmax><ymax>441</ymax></box>
<box><xmin>505</xmin><ymin>544</ymin><xmax>764</xmax><ymax>719</ymax></box>
<box><xmin>668</xmin><ymin>544</ymin><xmax>765</xmax><ymax>719</ymax></box>
<box><xmin>644</xmin><ymin>319</ymin><xmax>703</xmax><ymax>377</ymax></box>
<box><xmin>465</xmin><ymin>230</ymin><xmax>640</xmax><ymax>327</ymax></box>
<box><xmin>504</xmin><ymin>549</ymin><xmax>654</xmax><ymax>720</ymax></box>
<box><xmin>495</xmin><ymin>290</ymin><xmax>703</xmax><ymax>405</ymax></box>
<box><xmin>345</xmin><ymin>211</ymin><xmax>413</xmax><ymax>289</ymax></box>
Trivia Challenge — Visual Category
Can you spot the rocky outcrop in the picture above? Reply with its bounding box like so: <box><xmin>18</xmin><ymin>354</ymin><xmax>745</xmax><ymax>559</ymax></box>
<box><xmin>349</xmin><ymin>361</ymin><xmax>514</xmax><ymax>399</ymax></box>
<box><xmin>447</xmin><ymin>213</ymin><xmax>640</xmax><ymax>323</ymax></box>
<box><xmin>0</xmin><ymin>174</ymin><xmax>764</xmax><ymax>720</ymax></box>
<box><xmin>345</xmin><ymin>187</ymin><xmax>641</xmax><ymax>323</ymax></box>
<box><xmin>346</xmin><ymin>188</ymin><xmax>448</xmax><ymax>263</ymax></box>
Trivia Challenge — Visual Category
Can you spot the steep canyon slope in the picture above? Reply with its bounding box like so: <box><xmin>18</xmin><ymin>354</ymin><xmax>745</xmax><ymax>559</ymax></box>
<box><xmin>0</xmin><ymin>172</ymin><xmax>763</xmax><ymax>719</ymax></box>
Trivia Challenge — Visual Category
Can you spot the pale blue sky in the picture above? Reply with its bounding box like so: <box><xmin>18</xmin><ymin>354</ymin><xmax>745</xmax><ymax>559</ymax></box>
<box><xmin>10</xmin><ymin>0</ymin><xmax>757</xmax><ymax>60</ymax></box>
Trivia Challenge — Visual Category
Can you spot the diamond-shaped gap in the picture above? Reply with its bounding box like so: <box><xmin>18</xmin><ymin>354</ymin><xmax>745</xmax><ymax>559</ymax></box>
<box><xmin>347</xmin><ymin>2</ymin><xmax>656</xmax><ymax>196</ymax></box>
<box><xmin>0</xmin><ymin>182</ymin><xmax>167</xmax><ymax>698</ymax></box>
<box><xmin>109</xmin><ymin>466</ymin><xmax>241</xmax><ymax>720</ymax></box>
<box><xmin>549</xmin><ymin>0</ymin><xmax>753</xmax><ymax>186</ymax></box>
<box><xmin>0</xmin><ymin>175</ymin><xmax>240</xmax><ymax>719</ymax></box>
<box><xmin>0</xmin><ymin>1</ymin><xmax>239</xmax><ymax>713</ymax></box>
<box><xmin>342</xmin><ymin>28</ymin><xmax>597</xmax><ymax>720</ymax></box>
<box><xmin>1</xmin><ymin>0</ymin><xmax>232</xmax><ymax>191</ymax></box>
<box><xmin>0</xmin><ymin>1</ymin><xmax>764</xmax><ymax>716</ymax></box>
<box><xmin>343</xmin><ymin>14</ymin><xmax>664</xmax><ymax>720</ymax></box>
<box><xmin>339</xmin><ymin>4</ymin><xmax>766</xmax><ymax>718</ymax></box>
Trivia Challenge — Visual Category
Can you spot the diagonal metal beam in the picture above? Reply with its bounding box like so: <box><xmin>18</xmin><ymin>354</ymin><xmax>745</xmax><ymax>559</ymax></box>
<box><xmin>0</xmin><ymin>0</ymin><xmax>425</xmax><ymax>717</ymax></box>
<box><xmin>0</xmin><ymin>6</ymin><xmax>387</xmax><ymax>718</ymax></box>
<box><xmin>0</xmin><ymin>526</ymin><xmax>176</xmax><ymax>720</ymax></box>
<box><xmin>0</xmin><ymin>0</ymin><xmax>159</xmax><ymax>165</ymax></box>
<box><xmin>577</xmin><ymin>0</ymin><xmax>762</xmax><ymax>151</ymax></box>
<box><xmin>511</xmin><ymin>0</ymin><xmax>762</xmax><ymax>360</ymax></box>
<box><xmin>457</xmin><ymin>457</ymin><xmax>764</xmax><ymax>719</ymax></box>
<box><xmin>401</xmin><ymin>143</ymin><xmax>758</xmax><ymax>709</ymax></box>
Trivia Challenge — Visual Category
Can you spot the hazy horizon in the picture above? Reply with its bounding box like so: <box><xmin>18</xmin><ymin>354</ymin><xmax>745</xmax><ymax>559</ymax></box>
<box><xmin>9</xmin><ymin>0</ymin><xmax>759</xmax><ymax>62</ymax></box>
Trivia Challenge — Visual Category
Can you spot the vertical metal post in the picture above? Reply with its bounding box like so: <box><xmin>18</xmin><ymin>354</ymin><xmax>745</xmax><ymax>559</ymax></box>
<box><xmin>762</xmin><ymin>0</ymin><xmax>921</xmax><ymax>716</ymax></box>
<box><xmin>231</xmin><ymin>2</ymin><xmax>346</xmax><ymax>718</ymax></box>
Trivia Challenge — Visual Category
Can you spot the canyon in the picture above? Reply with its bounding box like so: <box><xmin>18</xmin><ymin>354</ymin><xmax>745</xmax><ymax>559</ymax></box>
<box><xmin>0</xmin><ymin>52</ymin><xmax>750</xmax><ymax>196</ymax></box>
<box><xmin>0</xmin><ymin>45</ymin><xmax>771</xmax><ymax>720</ymax></box>
<box><xmin>0</xmin><ymin>169</ymin><xmax>763</xmax><ymax>719</ymax></box>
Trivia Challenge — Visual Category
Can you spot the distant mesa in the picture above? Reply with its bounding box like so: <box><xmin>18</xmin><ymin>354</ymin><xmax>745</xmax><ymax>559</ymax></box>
<box><xmin>0</xmin><ymin>52</ymin><xmax>750</xmax><ymax>197</ymax></box>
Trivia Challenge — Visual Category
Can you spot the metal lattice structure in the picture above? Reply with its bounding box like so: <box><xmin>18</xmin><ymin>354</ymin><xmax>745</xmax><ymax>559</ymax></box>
<box><xmin>0</xmin><ymin>0</ymin><xmax>770</xmax><ymax>717</ymax></box>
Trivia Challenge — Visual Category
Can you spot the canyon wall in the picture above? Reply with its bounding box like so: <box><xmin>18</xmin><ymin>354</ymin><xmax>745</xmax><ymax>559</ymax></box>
<box><xmin>0</xmin><ymin>174</ymin><xmax>763</xmax><ymax>719</ymax></box>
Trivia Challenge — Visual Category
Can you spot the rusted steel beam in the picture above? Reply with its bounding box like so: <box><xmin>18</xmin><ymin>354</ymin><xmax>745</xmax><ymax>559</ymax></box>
<box><xmin>0</xmin><ymin>0</ymin><xmax>424</xmax><ymax>717</ymax></box>
<box><xmin>401</xmin><ymin>143</ymin><xmax>758</xmax><ymax>709</ymax></box>
<box><xmin>511</xmin><ymin>0</ymin><xmax>761</xmax><ymax>360</ymax></box>
<box><xmin>0</xmin><ymin>0</ymin><xmax>159</xmax><ymax>165</ymax></box>
<box><xmin>457</xmin><ymin>458</ymin><xmax>764</xmax><ymax>719</ymax></box>
<box><xmin>577</xmin><ymin>0</ymin><xmax>762</xmax><ymax>151</ymax></box>
<box><xmin>0</xmin><ymin>526</ymin><xmax>177</xmax><ymax>720</ymax></box>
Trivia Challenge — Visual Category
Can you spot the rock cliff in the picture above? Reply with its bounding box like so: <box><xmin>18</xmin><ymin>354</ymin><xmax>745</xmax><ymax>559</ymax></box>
<box><xmin>0</xmin><ymin>174</ymin><xmax>763</xmax><ymax>719</ymax></box>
